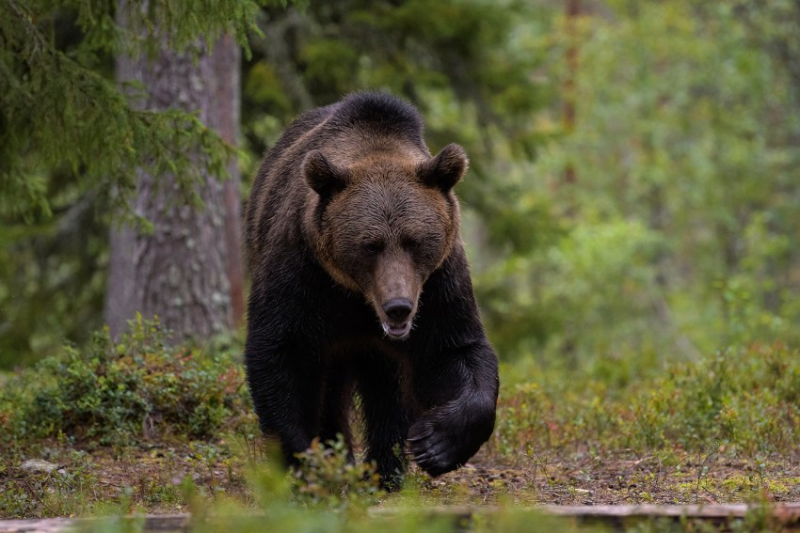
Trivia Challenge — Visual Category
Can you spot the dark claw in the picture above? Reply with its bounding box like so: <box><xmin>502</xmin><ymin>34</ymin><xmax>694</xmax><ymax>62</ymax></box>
<box><xmin>414</xmin><ymin>447</ymin><xmax>447</xmax><ymax>463</ymax></box>
<box><xmin>413</xmin><ymin>450</ymin><xmax>436</xmax><ymax>463</ymax></box>
<box><xmin>414</xmin><ymin>446</ymin><xmax>458</xmax><ymax>477</ymax></box>
<box><xmin>407</xmin><ymin>407</ymin><xmax>489</xmax><ymax>478</ymax></box>
<box><xmin>409</xmin><ymin>433</ymin><xmax>444</xmax><ymax>446</ymax></box>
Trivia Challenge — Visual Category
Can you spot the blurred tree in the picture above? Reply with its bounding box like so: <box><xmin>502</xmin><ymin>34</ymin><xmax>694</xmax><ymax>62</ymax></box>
<box><xmin>242</xmin><ymin>0</ymin><xmax>551</xmax><ymax>164</ymax></box>
<box><xmin>526</xmin><ymin>0</ymin><xmax>800</xmax><ymax>359</ymax></box>
<box><xmin>0</xmin><ymin>0</ymin><xmax>261</xmax><ymax>364</ymax></box>
<box><xmin>0</xmin><ymin>0</ymin><xmax>558</xmax><ymax>364</ymax></box>
<box><xmin>7</xmin><ymin>0</ymin><xmax>797</xmax><ymax>370</ymax></box>
<box><xmin>105</xmin><ymin>2</ymin><xmax>244</xmax><ymax>339</ymax></box>
<box><xmin>562</xmin><ymin>0</ymin><xmax>580</xmax><ymax>188</ymax></box>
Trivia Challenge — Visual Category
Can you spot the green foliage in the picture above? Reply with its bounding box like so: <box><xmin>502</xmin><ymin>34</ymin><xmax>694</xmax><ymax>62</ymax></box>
<box><xmin>0</xmin><ymin>0</ymin><xmax>263</xmax><ymax>220</ymax></box>
<box><xmin>466</xmin><ymin>0</ymin><xmax>800</xmax><ymax>362</ymax></box>
<box><xmin>0</xmin><ymin>316</ymin><xmax>249</xmax><ymax>447</ymax></box>
<box><xmin>1</xmin><ymin>323</ymin><xmax>798</xmax><ymax>525</ymax></box>
<box><xmin>495</xmin><ymin>342</ymin><xmax>800</xmax><ymax>457</ymax></box>
<box><xmin>478</xmin><ymin>216</ymin><xmax>663</xmax><ymax>361</ymax></box>
<box><xmin>514</xmin><ymin>0</ymin><xmax>800</xmax><ymax>359</ymax></box>
<box><xmin>133</xmin><ymin>459</ymin><xmax>602</xmax><ymax>533</ymax></box>
<box><xmin>0</xmin><ymin>451</ymin><xmax>99</xmax><ymax>518</ymax></box>
<box><xmin>0</xmin><ymin>193</ymin><xmax>107</xmax><ymax>367</ymax></box>
<box><xmin>292</xmin><ymin>436</ymin><xmax>385</xmax><ymax>509</ymax></box>
<box><xmin>3</xmin><ymin>0</ymin><xmax>800</xmax><ymax>370</ymax></box>
<box><xmin>243</xmin><ymin>0</ymin><xmax>551</xmax><ymax>181</ymax></box>
<box><xmin>0</xmin><ymin>0</ymin><xmax>292</xmax><ymax>364</ymax></box>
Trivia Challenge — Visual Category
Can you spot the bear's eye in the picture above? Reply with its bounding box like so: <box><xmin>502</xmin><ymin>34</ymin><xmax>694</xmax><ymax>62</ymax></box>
<box><xmin>403</xmin><ymin>239</ymin><xmax>420</xmax><ymax>251</ymax></box>
<box><xmin>363</xmin><ymin>241</ymin><xmax>384</xmax><ymax>255</ymax></box>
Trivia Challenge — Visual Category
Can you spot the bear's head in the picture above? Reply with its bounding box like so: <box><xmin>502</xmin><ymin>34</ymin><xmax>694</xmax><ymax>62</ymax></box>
<box><xmin>304</xmin><ymin>144</ymin><xmax>468</xmax><ymax>340</ymax></box>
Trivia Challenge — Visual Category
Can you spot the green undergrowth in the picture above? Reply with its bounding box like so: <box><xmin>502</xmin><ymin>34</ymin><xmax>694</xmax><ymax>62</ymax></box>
<box><xmin>493</xmin><ymin>342</ymin><xmax>800</xmax><ymax>460</ymax></box>
<box><xmin>0</xmin><ymin>315</ymin><xmax>252</xmax><ymax>451</ymax></box>
<box><xmin>77</xmin><ymin>455</ymin><xmax>607</xmax><ymax>533</ymax></box>
<box><xmin>1</xmin><ymin>320</ymin><xmax>799</xmax><ymax>530</ymax></box>
<box><xmin>33</xmin><ymin>451</ymin><xmax>788</xmax><ymax>533</ymax></box>
<box><xmin>4</xmin><ymin>318</ymin><xmax>797</xmax><ymax>464</ymax></box>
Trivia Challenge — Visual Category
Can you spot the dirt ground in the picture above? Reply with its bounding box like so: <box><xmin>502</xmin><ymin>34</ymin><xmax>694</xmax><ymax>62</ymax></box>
<box><xmin>6</xmin><ymin>441</ymin><xmax>798</xmax><ymax>517</ymax></box>
<box><xmin>437</xmin><ymin>451</ymin><xmax>800</xmax><ymax>507</ymax></box>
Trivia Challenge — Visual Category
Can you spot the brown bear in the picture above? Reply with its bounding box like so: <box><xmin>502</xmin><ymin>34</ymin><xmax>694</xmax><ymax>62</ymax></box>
<box><xmin>244</xmin><ymin>91</ymin><xmax>499</xmax><ymax>489</ymax></box>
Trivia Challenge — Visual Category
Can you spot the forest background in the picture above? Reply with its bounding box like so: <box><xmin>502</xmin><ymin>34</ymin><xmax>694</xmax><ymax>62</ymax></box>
<box><xmin>2</xmin><ymin>0</ymin><xmax>799</xmax><ymax>372</ymax></box>
<box><xmin>2</xmin><ymin>0</ymin><xmax>800</xmax><ymax>524</ymax></box>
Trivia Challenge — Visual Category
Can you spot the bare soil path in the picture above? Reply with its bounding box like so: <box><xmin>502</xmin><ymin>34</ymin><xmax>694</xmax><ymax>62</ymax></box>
<box><xmin>3</xmin><ymin>443</ymin><xmax>799</xmax><ymax>519</ymax></box>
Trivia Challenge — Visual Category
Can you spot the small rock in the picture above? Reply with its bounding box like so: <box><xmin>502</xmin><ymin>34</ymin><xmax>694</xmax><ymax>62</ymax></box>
<box><xmin>20</xmin><ymin>459</ymin><xmax>59</xmax><ymax>474</ymax></box>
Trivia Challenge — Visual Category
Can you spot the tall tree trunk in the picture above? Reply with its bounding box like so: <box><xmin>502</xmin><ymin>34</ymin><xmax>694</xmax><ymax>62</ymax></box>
<box><xmin>105</xmin><ymin>5</ymin><xmax>243</xmax><ymax>339</ymax></box>
<box><xmin>562</xmin><ymin>0</ymin><xmax>580</xmax><ymax>187</ymax></box>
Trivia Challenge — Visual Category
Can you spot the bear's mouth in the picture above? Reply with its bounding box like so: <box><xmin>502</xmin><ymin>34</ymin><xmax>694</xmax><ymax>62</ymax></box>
<box><xmin>382</xmin><ymin>321</ymin><xmax>411</xmax><ymax>340</ymax></box>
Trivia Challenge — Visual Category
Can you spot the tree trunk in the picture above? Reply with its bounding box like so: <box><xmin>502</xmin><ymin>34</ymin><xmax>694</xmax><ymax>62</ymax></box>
<box><xmin>105</xmin><ymin>5</ymin><xmax>243</xmax><ymax>339</ymax></box>
<box><xmin>562</xmin><ymin>0</ymin><xmax>580</xmax><ymax>187</ymax></box>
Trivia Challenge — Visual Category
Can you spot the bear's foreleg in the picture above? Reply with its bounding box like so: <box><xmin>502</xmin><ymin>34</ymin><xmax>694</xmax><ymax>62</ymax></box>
<box><xmin>245</xmin><ymin>334</ymin><xmax>324</xmax><ymax>467</ymax></box>
<box><xmin>355</xmin><ymin>354</ymin><xmax>411</xmax><ymax>491</ymax></box>
<box><xmin>407</xmin><ymin>341</ymin><xmax>498</xmax><ymax>477</ymax></box>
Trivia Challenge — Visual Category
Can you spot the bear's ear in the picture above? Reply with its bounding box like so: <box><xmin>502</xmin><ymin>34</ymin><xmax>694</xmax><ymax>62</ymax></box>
<box><xmin>417</xmin><ymin>143</ymin><xmax>469</xmax><ymax>192</ymax></box>
<box><xmin>303</xmin><ymin>150</ymin><xmax>350</xmax><ymax>197</ymax></box>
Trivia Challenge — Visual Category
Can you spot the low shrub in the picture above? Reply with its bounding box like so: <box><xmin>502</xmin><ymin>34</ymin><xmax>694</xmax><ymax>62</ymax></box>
<box><xmin>496</xmin><ymin>343</ymin><xmax>800</xmax><ymax>458</ymax></box>
<box><xmin>0</xmin><ymin>315</ymin><xmax>250</xmax><ymax>448</ymax></box>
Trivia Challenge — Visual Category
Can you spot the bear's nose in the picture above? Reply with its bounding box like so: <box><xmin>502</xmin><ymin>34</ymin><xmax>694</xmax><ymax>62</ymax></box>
<box><xmin>383</xmin><ymin>298</ymin><xmax>413</xmax><ymax>323</ymax></box>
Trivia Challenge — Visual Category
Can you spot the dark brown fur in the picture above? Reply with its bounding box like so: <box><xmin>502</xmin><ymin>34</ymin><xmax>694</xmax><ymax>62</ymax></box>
<box><xmin>244</xmin><ymin>92</ymin><xmax>499</xmax><ymax>489</ymax></box>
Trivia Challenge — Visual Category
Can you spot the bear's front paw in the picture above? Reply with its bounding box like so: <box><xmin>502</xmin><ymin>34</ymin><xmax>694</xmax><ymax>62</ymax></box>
<box><xmin>406</xmin><ymin>418</ymin><xmax>460</xmax><ymax>477</ymax></box>
<box><xmin>407</xmin><ymin>400</ymin><xmax>495</xmax><ymax>477</ymax></box>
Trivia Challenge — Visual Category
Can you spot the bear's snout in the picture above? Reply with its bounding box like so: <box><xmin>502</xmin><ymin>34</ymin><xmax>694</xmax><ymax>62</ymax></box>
<box><xmin>383</xmin><ymin>298</ymin><xmax>413</xmax><ymax>323</ymax></box>
<box><xmin>371</xmin><ymin>252</ymin><xmax>420</xmax><ymax>340</ymax></box>
<box><xmin>380</xmin><ymin>297</ymin><xmax>414</xmax><ymax>340</ymax></box>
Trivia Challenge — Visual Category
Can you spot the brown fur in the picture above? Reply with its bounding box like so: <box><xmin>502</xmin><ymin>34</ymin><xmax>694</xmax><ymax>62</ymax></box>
<box><xmin>246</xmin><ymin>95</ymin><xmax>465</xmax><ymax>329</ymax></box>
<box><xmin>304</xmin><ymin>151</ymin><xmax>463</xmax><ymax>320</ymax></box>
<box><xmin>244</xmin><ymin>92</ymin><xmax>498</xmax><ymax>488</ymax></box>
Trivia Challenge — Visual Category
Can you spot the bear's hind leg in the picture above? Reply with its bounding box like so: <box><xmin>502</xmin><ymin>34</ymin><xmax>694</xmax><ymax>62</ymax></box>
<box><xmin>355</xmin><ymin>355</ymin><xmax>410</xmax><ymax>491</ymax></box>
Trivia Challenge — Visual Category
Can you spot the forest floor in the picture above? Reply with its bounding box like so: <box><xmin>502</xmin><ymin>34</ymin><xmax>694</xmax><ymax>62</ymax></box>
<box><xmin>3</xmin><ymin>438</ymin><xmax>799</xmax><ymax>518</ymax></box>
<box><xmin>2</xmin><ymin>329</ymin><xmax>799</xmax><ymax>531</ymax></box>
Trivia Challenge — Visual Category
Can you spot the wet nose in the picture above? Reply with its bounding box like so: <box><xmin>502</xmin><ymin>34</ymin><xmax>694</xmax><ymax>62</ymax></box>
<box><xmin>383</xmin><ymin>298</ymin><xmax>413</xmax><ymax>323</ymax></box>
